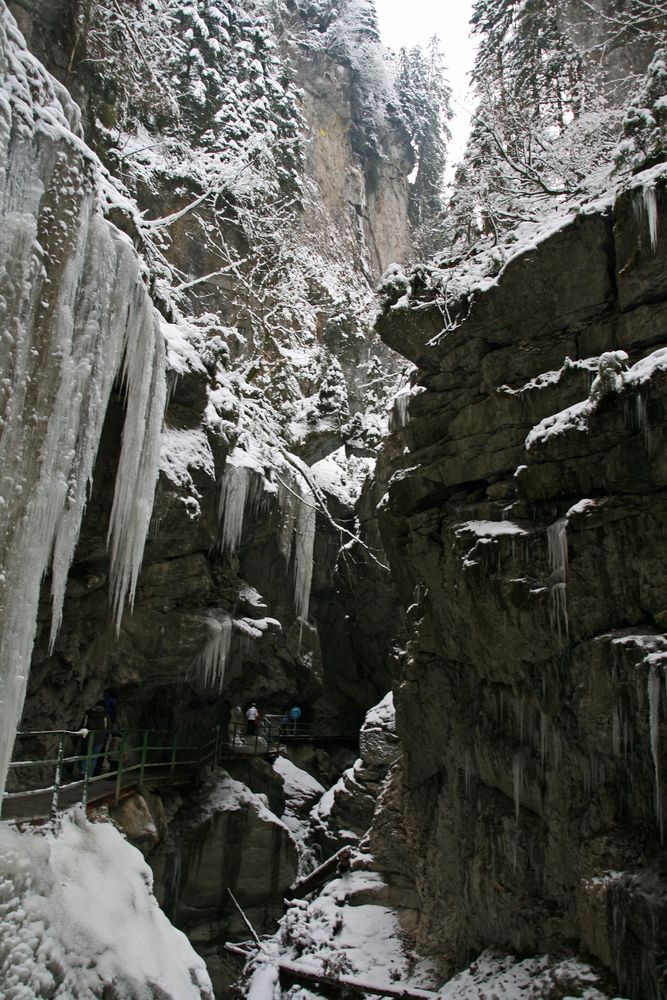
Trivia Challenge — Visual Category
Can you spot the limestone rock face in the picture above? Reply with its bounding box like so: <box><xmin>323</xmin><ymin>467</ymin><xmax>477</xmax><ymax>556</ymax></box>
<box><xmin>155</xmin><ymin>768</ymin><xmax>297</xmax><ymax>995</ymax></box>
<box><xmin>311</xmin><ymin>692</ymin><xmax>400</xmax><ymax>850</ymax></box>
<box><xmin>10</xmin><ymin>0</ymin><xmax>404</xmax><ymax>747</ymax></box>
<box><xmin>111</xmin><ymin>790</ymin><xmax>167</xmax><ymax>857</ymax></box>
<box><xmin>377</xmin><ymin>169</ymin><xmax>667</xmax><ymax>999</ymax></box>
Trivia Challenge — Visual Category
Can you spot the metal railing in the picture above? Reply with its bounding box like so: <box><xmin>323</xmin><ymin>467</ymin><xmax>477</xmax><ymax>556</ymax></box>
<box><xmin>2</xmin><ymin>717</ymin><xmax>281</xmax><ymax>821</ymax></box>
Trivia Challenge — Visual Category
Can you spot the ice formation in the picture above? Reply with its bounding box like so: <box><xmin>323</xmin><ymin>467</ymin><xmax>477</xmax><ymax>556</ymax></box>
<box><xmin>639</xmin><ymin>184</ymin><xmax>660</xmax><ymax>251</ymax></box>
<box><xmin>0</xmin><ymin>809</ymin><xmax>213</xmax><ymax>998</ymax></box>
<box><xmin>547</xmin><ymin>517</ymin><xmax>569</xmax><ymax>641</ymax></box>
<box><xmin>0</xmin><ymin>12</ymin><xmax>166</xmax><ymax>799</ymax></box>
<box><xmin>294</xmin><ymin>479</ymin><xmax>316</xmax><ymax>624</ymax></box>
<box><xmin>217</xmin><ymin>449</ymin><xmax>265</xmax><ymax>555</ymax></box>
<box><xmin>648</xmin><ymin>661</ymin><xmax>664</xmax><ymax>842</ymax></box>
<box><xmin>197</xmin><ymin>612</ymin><xmax>234</xmax><ymax>691</ymax></box>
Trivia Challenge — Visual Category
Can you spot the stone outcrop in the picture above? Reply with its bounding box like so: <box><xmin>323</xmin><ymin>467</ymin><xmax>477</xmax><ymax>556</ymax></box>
<box><xmin>310</xmin><ymin>693</ymin><xmax>400</xmax><ymax>850</ymax></box>
<box><xmin>152</xmin><ymin>768</ymin><xmax>298</xmax><ymax>996</ymax></box>
<box><xmin>377</xmin><ymin>170</ymin><xmax>667</xmax><ymax>999</ymax></box>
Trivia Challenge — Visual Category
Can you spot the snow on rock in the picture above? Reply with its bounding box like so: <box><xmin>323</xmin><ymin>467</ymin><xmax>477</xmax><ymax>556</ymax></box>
<box><xmin>0</xmin><ymin>809</ymin><xmax>213</xmax><ymax>998</ymax></box>
<box><xmin>310</xmin><ymin>694</ymin><xmax>399</xmax><ymax>849</ymax></box>
<box><xmin>456</xmin><ymin>520</ymin><xmax>527</xmax><ymax>538</ymax></box>
<box><xmin>160</xmin><ymin>316</ymin><xmax>207</xmax><ymax>377</ymax></box>
<box><xmin>311</xmin><ymin>448</ymin><xmax>376</xmax><ymax>508</ymax></box>
<box><xmin>277</xmin><ymin>870</ymin><xmax>435</xmax><ymax>989</ymax></box>
<box><xmin>526</xmin><ymin>351</ymin><xmax>629</xmax><ymax>450</ymax></box>
<box><xmin>499</xmin><ymin>355</ymin><xmax>599</xmax><ymax>396</ymax></box>
<box><xmin>437</xmin><ymin>949</ymin><xmax>618</xmax><ymax>999</ymax></box>
<box><xmin>625</xmin><ymin>345</ymin><xmax>667</xmax><ymax>386</ymax></box>
<box><xmin>274</xmin><ymin>755</ymin><xmax>326</xmax><ymax>808</ymax></box>
<box><xmin>160</xmin><ymin>427</ymin><xmax>215</xmax><ymax>518</ymax></box>
<box><xmin>273</xmin><ymin>755</ymin><xmax>326</xmax><ymax>874</ymax></box>
<box><xmin>455</xmin><ymin>521</ymin><xmax>528</xmax><ymax>571</ymax></box>
<box><xmin>193</xmin><ymin>768</ymin><xmax>290</xmax><ymax>833</ymax></box>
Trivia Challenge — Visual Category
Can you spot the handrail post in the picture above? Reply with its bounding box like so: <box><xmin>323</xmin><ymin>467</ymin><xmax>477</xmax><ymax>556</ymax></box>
<box><xmin>139</xmin><ymin>729</ymin><xmax>149</xmax><ymax>785</ymax></box>
<box><xmin>82</xmin><ymin>730</ymin><xmax>94</xmax><ymax>809</ymax></box>
<box><xmin>50</xmin><ymin>734</ymin><xmax>65</xmax><ymax>818</ymax></box>
<box><xmin>213</xmin><ymin>725</ymin><xmax>220</xmax><ymax>768</ymax></box>
<box><xmin>114</xmin><ymin>731</ymin><xmax>127</xmax><ymax>806</ymax></box>
<box><xmin>170</xmin><ymin>732</ymin><xmax>178</xmax><ymax>773</ymax></box>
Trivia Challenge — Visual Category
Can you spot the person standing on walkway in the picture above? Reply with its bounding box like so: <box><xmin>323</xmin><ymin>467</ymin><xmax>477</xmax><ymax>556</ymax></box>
<box><xmin>79</xmin><ymin>699</ymin><xmax>110</xmax><ymax>776</ymax></box>
<box><xmin>245</xmin><ymin>703</ymin><xmax>259</xmax><ymax>736</ymax></box>
<box><xmin>230</xmin><ymin>704</ymin><xmax>244</xmax><ymax>744</ymax></box>
<box><xmin>289</xmin><ymin>704</ymin><xmax>301</xmax><ymax>734</ymax></box>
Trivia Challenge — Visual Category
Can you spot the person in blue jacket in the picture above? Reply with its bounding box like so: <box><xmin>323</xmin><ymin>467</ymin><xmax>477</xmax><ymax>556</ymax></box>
<box><xmin>288</xmin><ymin>704</ymin><xmax>301</xmax><ymax>734</ymax></box>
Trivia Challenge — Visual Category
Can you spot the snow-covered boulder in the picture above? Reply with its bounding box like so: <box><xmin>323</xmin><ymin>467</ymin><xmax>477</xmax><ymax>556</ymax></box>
<box><xmin>158</xmin><ymin>768</ymin><xmax>298</xmax><ymax>995</ymax></box>
<box><xmin>0</xmin><ymin>808</ymin><xmax>212</xmax><ymax>998</ymax></box>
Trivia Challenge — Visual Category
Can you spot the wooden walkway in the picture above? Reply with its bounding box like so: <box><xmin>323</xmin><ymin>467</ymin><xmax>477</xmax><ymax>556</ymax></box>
<box><xmin>2</xmin><ymin>723</ymin><xmax>357</xmax><ymax>824</ymax></box>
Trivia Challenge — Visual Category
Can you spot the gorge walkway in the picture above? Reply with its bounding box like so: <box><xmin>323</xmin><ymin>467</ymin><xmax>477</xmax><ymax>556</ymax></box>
<box><xmin>1</xmin><ymin>716</ymin><xmax>357</xmax><ymax>823</ymax></box>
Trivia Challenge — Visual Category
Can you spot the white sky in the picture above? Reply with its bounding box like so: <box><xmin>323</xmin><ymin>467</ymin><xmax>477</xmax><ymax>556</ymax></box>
<box><xmin>374</xmin><ymin>0</ymin><xmax>478</xmax><ymax>169</ymax></box>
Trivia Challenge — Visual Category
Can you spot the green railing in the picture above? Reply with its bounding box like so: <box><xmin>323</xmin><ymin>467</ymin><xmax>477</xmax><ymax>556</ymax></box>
<box><xmin>2</xmin><ymin>717</ymin><xmax>281</xmax><ymax>821</ymax></box>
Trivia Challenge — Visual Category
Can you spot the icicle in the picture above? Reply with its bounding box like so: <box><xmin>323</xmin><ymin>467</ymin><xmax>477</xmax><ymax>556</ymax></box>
<box><xmin>277</xmin><ymin>477</ymin><xmax>298</xmax><ymax>562</ymax></box>
<box><xmin>218</xmin><ymin>460</ymin><xmax>251</xmax><ymax>555</ymax></box>
<box><xmin>107</xmin><ymin>298</ymin><xmax>167</xmax><ymax>633</ymax></box>
<box><xmin>547</xmin><ymin>517</ymin><xmax>569</xmax><ymax>642</ymax></box>
<box><xmin>293</xmin><ymin>479</ymin><xmax>316</xmax><ymax>626</ymax></box>
<box><xmin>612</xmin><ymin>708</ymin><xmax>622</xmax><ymax>757</ymax></box>
<box><xmin>644</xmin><ymin>186</ymin><xmax>659</xmax><ymax>252</ymax></box>
<box><xmin>635</xmin><ymin>394</ymin><xmax>651</xmax><ymax>454</ymax></box>
<box><xmin>464</xmin><ymin>748</ymin><xmax>472</xmax><ymax>799</ymax></box>
<box><xmin>512</xmin><ymin>751</ymin><xmax>523</xmax><ymax>822</ymax></box>
<box><xmin>197</xmin><ymin>612</ymin><xmax>233</xmax><ymax>691</ymax></box>
<box><xmin>390</xmin><ymin>390</ymin><xmax>410</xmax><ymax>431</ymax></box>
<box><xmin>0</xmin><ymin>124</ymin><xmax>166</xmax><ymax>794</ymax></box>
<box><xmin>648</xmin><ymin>662</ymin><xmax>663</xmax><ymax>842</ymax></box>
<box><xmin>540</xmin><ymin>711</ymin><xmax>548</xmax><ymax>770</ymax></box>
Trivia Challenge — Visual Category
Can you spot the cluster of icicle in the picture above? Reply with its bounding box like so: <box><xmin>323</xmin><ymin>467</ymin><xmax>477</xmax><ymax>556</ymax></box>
<box><xmin>0</xmin><ymin>11</ymin><xmax>166</xmax><ymax>798</ymax></box>
<box><xmin>217</xmin><ymin>452</ymin><xmax>315</xmax><ymax>625</ymax></box>
<box><xmin>206</xmin><ymin>453</ymin><xmax>316</xmax><ymax>690</ymax></box>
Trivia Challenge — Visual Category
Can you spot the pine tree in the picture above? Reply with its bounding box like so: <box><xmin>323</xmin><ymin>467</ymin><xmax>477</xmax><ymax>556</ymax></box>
<box><xmin>616</xmin><ymin>49</ymin><xmax>667</xmax><ymax>173</ymax></box>
<box><xmin>395</xmin><ymin>37</ymin><xmax>452</xmax><ymax>253</ymax></box>
<box><xmin>175</xmin><ymin>0</ymin><xmax>305</xmax><ymax>199</ymax></box>
<box><xmin>435</xmin><ymin>0</ymin><xmax>625</xmax><ymax>255</ymax></box>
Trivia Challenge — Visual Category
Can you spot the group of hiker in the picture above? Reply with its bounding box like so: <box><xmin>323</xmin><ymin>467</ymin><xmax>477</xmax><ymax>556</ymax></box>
<box><xmin>78</xmin><ymin>693</ymin><xmax>304</xmax><ymax>775</ymax></box>
<box><xmin>229</xmin><ymin>702</ymin><xmax>302</xmax><ymax>739</ymax></box>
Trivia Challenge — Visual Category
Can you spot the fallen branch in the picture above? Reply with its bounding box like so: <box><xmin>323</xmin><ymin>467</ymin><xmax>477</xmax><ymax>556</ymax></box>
<box><xmin>223</xmin><ymin>941</ymin><xmax>440</xmax><ymax>1000</ymax></box>
<box><xmin>280</xmin><ymin>957</ymin><xmax>439</xmax><ymax>999</ymax></box>
<box><xmin>285</xmin><ymin>845</ymin><xmax>352</xmax><ymax>900</ymax></box>
<box><xmin>227</xmin><ymin>889</ymin><xmax>261</xmax><ymax>946</ymax></box>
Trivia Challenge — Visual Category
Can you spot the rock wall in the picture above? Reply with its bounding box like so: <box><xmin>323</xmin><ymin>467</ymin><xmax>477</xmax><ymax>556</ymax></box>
<box><xmin>377</xmin><ymin>171</ymin><xmax>667</xmax><ymax>999</ymax></box>
<box><xmin>151</xmin><ymin>769</ymin><xmax>298</xmax><ymax>996</ymax></box>
<box><xmin>8</xmin><ymin>0</ymin><xmax>408</xmax><ymax>744</ymax></box>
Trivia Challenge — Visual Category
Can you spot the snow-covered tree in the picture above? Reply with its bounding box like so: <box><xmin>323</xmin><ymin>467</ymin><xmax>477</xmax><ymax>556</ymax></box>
<box><xmin>615</xmin><ymin>49</ymin><xmax>667</xmax><ymax>174</ymax></box>
<box><xmin>73</xmin><ymin>0</ymin><xmax>305</xmax><ymax>203</ymax></box>
<box><xmin>395</xmin><ymin>38</ymin><xmax>453</xmax><ymax>253</ymax></box>
<box><xmin>433</xmin><ymin>0</ymin><xmax>629</xmax><ymax>255</ymax></box>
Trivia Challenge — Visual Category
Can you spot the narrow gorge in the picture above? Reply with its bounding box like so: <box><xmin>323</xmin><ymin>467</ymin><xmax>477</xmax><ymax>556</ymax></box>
<box><xmin>0</xmin><ymin>2</ymin><xmax>666</xmax><ymax>999</ymax></box>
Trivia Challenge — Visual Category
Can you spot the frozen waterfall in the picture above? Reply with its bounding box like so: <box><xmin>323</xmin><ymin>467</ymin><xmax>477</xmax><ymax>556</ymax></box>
<box><xmin>0</xmin><ymin>14</ymin><xmax>166</xmax><ymax>800</ymax></box>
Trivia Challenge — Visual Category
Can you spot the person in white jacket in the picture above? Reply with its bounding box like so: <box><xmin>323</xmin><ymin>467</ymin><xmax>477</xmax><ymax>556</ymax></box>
<box><xmin>245</xmin><ymin>703</ymin><xmax>259</xmax><ymax>736</ymax></box>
